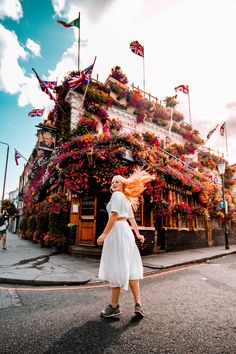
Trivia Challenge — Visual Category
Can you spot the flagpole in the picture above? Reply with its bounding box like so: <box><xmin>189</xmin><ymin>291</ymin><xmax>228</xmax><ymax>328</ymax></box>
<box><xmin>78</xmin><ymin>12</ymin><xmax>80</xmax><ymax>70</ymax></box>
<box><xmin>168</xmin><ymin>107</ymin><xmax>174</xmax><ymax>137</ymax></box>
<box><xmin>224</xmin><ymin>122</ymin><xmax>229</xmax><ymax>160</ymax></box>
<box><xmin>78</xmin><ymin>56</ymin><xmax>97</xmax><ymax>113</ymax></box>
<box><xmin>187</xmin><ymin>88</ymin><xmax>192</xmax><ymax>126</ymax></box>
<box><xmin>32</xmin><ymin>68</ymin><xmax>65</xmax><ymax>114</ymax></box>
<box><xmin>143</xmin><ymin>46</ymin><xmax>145</xmax><ymax>92</ymax></box>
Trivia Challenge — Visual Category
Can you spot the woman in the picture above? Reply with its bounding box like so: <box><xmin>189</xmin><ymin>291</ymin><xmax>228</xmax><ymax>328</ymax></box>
<box><xmin>0</xmin><ymin>211</ymin><xmax>8</xmax><ymax>251</ymax></box>
<box><xmin>97</xmin><ymin>168</ymin><xmax>155</xmax><ymax>318</ymax></box>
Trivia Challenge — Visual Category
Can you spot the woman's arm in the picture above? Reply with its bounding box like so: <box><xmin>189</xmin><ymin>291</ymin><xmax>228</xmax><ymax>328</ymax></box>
<box><xmin>128</xmin><ymin>217</ymin><xmax>145</xmax><ymax>244</ymax></box>
<box><xmin>97</xmin><ymin>212</ymin><xmax>118</xmax><ymax>245</ymax></box>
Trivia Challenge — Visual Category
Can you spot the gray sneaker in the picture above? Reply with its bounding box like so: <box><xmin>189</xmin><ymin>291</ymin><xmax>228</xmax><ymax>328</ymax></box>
<box><xmin>135</xmin><ymin>303</ymin><xmax>144</xmax><ymax>318</ymax></box>
<box><xmin>101</xmin><ymin>304</ymin><xmax>122</xmax><ymax>318</ymax></box>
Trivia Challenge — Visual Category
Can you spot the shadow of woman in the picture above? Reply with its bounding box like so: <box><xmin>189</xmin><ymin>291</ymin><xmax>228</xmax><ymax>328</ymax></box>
<box><xmin>43</xmin><ymin>316</ymin><xmax>143</xmax><ymax>354</ymax></box>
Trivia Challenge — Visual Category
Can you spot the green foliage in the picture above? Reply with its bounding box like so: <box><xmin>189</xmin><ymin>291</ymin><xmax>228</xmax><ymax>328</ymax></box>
<box><xmin>2</xmin><ymin>199</ymin><xmax>17</xmax><ymax>216</ymax></box>
<box><xmin>27</xmin><ymin>215</ymin><xmax>37</xmax><ymax>232</ymax></box>
<box><xmin>20</xmin><ymin>217</ymin><xmax>28</xmax><ymax>234</ymax></box>
<box><xmin>36</xmin><ymin>213</ymin><xmax>49</xmax><ymax>233</ymax></box>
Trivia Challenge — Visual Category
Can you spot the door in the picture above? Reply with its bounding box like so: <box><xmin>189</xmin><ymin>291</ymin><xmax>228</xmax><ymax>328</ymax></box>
<box><xmin>77</xmin><ymin>194</ymin><xmax>97</xmax><ymax>245</ymax></box>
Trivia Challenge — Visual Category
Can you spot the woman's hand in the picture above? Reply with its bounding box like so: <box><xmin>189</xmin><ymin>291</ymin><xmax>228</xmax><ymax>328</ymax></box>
<box><xmin>138</xmin><ymin>235</ymin><xmax>145</xmax><ymax>244</ymax></box>
<box><xmin>97</xmin><ymin>234</ymin><xmax>106</xmax><ymax>245</ymax></box>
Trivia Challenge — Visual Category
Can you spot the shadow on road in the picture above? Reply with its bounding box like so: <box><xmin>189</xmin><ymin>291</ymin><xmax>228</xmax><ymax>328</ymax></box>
<box><xmin>43</xmin><ymin>316</ymin><xmax>143</xmax><ymax>354</ymax></box>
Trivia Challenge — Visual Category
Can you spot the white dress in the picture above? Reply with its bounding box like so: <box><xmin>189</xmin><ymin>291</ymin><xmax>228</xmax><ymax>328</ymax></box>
<box><xmin>98</xmin><ymin>191</ymin><xmax>143</xmax><ymax>291</ymax></box>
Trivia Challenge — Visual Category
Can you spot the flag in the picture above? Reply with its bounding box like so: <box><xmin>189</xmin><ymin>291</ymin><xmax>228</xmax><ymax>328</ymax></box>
<box><xmin>32</xmin><ymin>68</ymin><xmax>56</xmax><ymax>101</ymax></box>
<box><xmin>67</xmin><ymin>64</ymin><xmax>94</xmax><ymax>91</ymax></box>
<box><xmin>220</xmin><ymin>122</ymin><xmax>225</xmax><ymax>136</ymax></box>
<box><xmin>40</xmin><ymin>81</ymin><xmax>57</xmax><ymax>92</ymax></box>
<box><xmin>206</xmin><ymin>124</ymin><xmax>218</xmax><ymax>140</ymax></box>
<box><xmin>14</xmin><ymin>149</ymin><xmax>22</xmax><ymax>166</ymax></box>
<box><xmin>174</xmin><ymin>84</ymin><xmax>189</xmax><ymax>94</ymax></box>
<box><xmin>28</xmin><ymin>108</ymin><xmax>44</xmax><ymax>117</ymax></box>
<box><xmin>57</xmin><ymin>17</ymin><xmax>80</xmax><ymax>28</ymax></box>
<box><xmin>129</xmin><ymin>41</ymin><xmax>144</xmax><ymax>57</ymax></box>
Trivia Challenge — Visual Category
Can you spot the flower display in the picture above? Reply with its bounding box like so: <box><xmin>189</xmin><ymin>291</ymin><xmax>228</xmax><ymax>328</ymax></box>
<box><xmin>19</xmin><ymin>64</ymin><xmax>236</xmax><ymax>251</ymax></box>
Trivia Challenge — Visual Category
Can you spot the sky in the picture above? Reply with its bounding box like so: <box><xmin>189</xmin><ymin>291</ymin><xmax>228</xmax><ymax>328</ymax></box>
<box><xmin>1</xmin><ymin>0</ymin><xmax>236</xmax><ymax>199</ymax></box>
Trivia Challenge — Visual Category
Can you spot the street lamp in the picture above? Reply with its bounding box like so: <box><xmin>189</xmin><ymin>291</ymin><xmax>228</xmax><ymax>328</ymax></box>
<box><xmin>0</xmin><ymin>141</ymin><xmax>9</xmax><ymax>211</ymax></box>
<box><xmin>217</xmin><ymin>161</ymin><xmax>229</xmax><ymax>250</ymax></box>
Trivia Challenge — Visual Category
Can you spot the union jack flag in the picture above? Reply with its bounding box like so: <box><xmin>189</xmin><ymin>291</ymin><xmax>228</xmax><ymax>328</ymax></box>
<box><xmin>67</xmin><ymin>64</ymin><xmax>94</xmax><ymax>91</ymax></box>
<box><xmin>129</xmin><ymin>41</ymin><xmax>144</xmax><ymax>57</ymax></box>
<box><xmin>174</xmin><ymin>84</ymin><xmax>189</xmax><ymax>94</ymax></box>
<box><xmin>206</xmin><ymin>124</ymin><xmax>218</xmax><ymax>140</ymax></box>
<box><xmin>28</xmin><ymin>108</ymin><xmax>45</xmax><ymax>117</ymax></box>
<box><xmin>14</xmin><ymin>149</ymin><xmax>22</xmax><ymax>166</ymax></box>
<box><xmin>40</xmin><ymin>81</ymin><xmax>57</xmax><ymax>92</ymax></box>
<box><xmin>32</xmin><ymin>68</ymin><xmax>56</xmax><ymax>101</ymax></box>
<box><xmin>220</xmin><ymin>122</ymin><xmax>225</xmax><ymax>136</ymax></box>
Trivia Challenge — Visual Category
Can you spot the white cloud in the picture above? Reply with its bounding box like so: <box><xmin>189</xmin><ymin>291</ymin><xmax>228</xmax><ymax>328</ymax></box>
<box><xmin>26</xmin><ymin>38</ymin><xmax>41</xmax><ymax>57</ymax></box>
<box><xmin>0</xmin><ymin>24</ymin><xmax>26</xmax><ymax>94</ymax></box>
<box><xmin>0</xmin><ymin>0</ymin><xmax>23</xmax><ymax>20</ymax></box>
<box><xmin>0</xmin><ymin>24</ymin><xmax>51</xmax><ymax>111</ymax></box>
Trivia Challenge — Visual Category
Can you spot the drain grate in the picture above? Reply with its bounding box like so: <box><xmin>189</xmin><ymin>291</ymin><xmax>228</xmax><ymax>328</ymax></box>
<box><xmin>0</xmin><ymin>288</ymin><xmax>22</xmax><ymax>309</ymax></box>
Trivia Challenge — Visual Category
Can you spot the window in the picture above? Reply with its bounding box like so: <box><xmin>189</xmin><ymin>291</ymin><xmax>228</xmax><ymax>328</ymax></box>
<box><xmin>81</xmin><ymin>195</ymin><xmax>95</xmax><ymax>220</ymax></box>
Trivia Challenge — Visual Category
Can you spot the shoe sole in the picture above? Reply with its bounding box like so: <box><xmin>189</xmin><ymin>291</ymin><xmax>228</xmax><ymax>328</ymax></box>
<box><xmin>135</xmin><ymin>310</ymin><xmax>144</xmax><ymax>318</ymax></box>
<box><xmin>101</xmin><ymin>311</ymin><xmax>122</xmax><ymax>318</ymax></box>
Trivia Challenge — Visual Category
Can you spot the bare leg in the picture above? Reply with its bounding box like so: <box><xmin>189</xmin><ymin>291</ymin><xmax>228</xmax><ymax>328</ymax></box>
<box><xmin>111</xmin><ymin>287</ymin><xmax>121</xmax><ymax>307</ymax></box>
<box><xmin>2</xmin><ymin>233</ymin><xmax>6</xmax><ymax>248</ymax></box>
<box><xmin>129</xmin><ymin>279</ymin><xmax>141</xmax><ymax>304</ymax></box>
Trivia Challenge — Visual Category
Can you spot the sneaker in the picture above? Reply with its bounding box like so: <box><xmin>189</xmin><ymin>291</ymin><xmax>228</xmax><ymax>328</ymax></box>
<box><xmin>101</xmin><ymin>304</ymin><xmax>122</xmax><ymax>318</ymax></box>
<box><xmin>135</xmin><ymin>303</ymin><xmax>144</xmax><ymax>318</ymax></box>
<box><xmin>2</xmin><ymin>247</ymin><xmax>7</xmax><ymax>251</ymax></box>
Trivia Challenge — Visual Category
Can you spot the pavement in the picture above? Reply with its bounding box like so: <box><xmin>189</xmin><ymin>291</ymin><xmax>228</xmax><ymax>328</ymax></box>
<box><xmin>0</xmin><ymin>232</ymin><xmax>236</xmax><ymax>287</ymax></box>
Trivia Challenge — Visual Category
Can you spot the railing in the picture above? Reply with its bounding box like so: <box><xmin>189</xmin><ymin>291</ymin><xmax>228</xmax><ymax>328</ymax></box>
<box><xmin>131</xmin><ymin>83</ymin><xmax>161</xmax><ymax>105</ymax></box>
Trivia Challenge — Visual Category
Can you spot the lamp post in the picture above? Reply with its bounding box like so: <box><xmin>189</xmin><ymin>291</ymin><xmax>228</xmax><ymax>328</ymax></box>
<box><xmin>217</xmin><ymin>161</ymin><xmax>229</xmax><ymax>250</ymax></box>
<box><xmin>0</xmin><ymin>141</ymin><xmax>9</xmax><ymax>211</ymax></box>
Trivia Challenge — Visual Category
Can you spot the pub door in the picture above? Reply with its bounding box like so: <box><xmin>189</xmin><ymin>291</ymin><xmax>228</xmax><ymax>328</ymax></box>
<box><xmin>77</xmin><ymin>194</ymin><xmax>97</xmax><ymax>245</ymax></box>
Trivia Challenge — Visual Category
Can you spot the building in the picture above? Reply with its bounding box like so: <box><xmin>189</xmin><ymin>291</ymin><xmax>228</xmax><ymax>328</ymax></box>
<box><xmin>18</xmin><ymin>66</ymin><xmax>236</xmax><ymax>253</ymax></box>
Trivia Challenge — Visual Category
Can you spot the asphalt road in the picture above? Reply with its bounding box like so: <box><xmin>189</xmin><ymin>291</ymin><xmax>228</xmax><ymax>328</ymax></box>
<box><xmin>0</xmin><ymin>254</ymin><xmax>236</xmax><ymax>354</ymax></box>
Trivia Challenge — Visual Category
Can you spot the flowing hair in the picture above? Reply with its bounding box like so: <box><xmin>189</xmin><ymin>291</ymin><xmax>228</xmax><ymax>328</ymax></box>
<box><xmin>113</xmin><ymin>168</ymin><xmax>155</xmax><ymax>211</ymax></box>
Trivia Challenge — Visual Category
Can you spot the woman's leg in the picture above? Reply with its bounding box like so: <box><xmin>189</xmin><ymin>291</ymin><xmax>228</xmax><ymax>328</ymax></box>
<box><xmin>129</xmin><ymin>279</ymin><xmax>141</xmax><ymax>304</ymax></box>
<box><xmin>2</xmin><ymin>232</ymin><xmax>6</xmax><ymax>248</ymax></box>
<box><xmin>111</xmin><ymin>287</ymin><xmax>121</xmax><ymax>307</ymax></box>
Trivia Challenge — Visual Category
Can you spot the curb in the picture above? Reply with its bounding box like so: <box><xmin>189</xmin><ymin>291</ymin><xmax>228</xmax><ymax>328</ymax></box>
<box><xmin>0</xmin><ymin>278</ymin><xmax>91</xmax><ymax>287</ymax></box>
<box><xmin>143</xmin><ymin>250</ymin><xmax>236</xmax><ymax>270</ymax></box>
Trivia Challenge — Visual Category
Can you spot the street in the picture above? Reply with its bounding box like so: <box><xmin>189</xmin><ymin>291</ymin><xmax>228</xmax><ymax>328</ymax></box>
<box><xmin>0</xmin><ymin>254</ymin><xmax>236</xmax><ymax>354</ymax></box>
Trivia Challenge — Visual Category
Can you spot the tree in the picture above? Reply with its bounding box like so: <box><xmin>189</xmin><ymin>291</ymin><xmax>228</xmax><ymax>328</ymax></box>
<box><xmin>2</xmin><ymin>200</ymin><xmax>18</xmax><ymax>216</ymax></box>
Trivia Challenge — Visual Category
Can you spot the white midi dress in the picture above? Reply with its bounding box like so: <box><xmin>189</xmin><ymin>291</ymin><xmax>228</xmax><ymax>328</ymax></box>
<box><xmin>98</xmin><ymin>191</ymin><xmax>143</xmax><ymax>291</ymax></box>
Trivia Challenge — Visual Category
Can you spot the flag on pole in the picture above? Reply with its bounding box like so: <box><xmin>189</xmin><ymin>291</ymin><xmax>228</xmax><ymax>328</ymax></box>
<box><xmin>174</xmin><ymin>84</ymin><xmax>189</xmax><ymax>94</ymax></box>
<box><xmin>220</xmin><ymin>122</ymin><xmax>225</xmax><ymax>136</ymax></box>
<box><xmin>67</xmin><ymin>64</ymin><xmax>94</xmax><ymax>91</ymax></box>
<box><xmin>129</xmin><ymin>41</ymin><xmax>144</xmax><ymax>57</ymax></box>
<box><xmin>40</xmin><ymin>81</ymin><xmax>57</xmax><ymax>92</ymax></box>
<box><xmin>206</xmin><ymin>124</ymin><xmax>218</xmax><ymax>140</ymax></box>
<box><xmin>28</xmin><ymin>108</ymin><xmax>45</xmax><ymax>117</ymax></box>
<box><xmin>32</xmin><ymin>68</ymin><xmax>56</xmax><ymax>101</ymax></box>
<box><xmin>57</xmin><ymin>17</ymin><xmax>80</xmax><ymax>28</ymax></box>
<box><xmin>14</xmin><ymin>149</ymin><xmax>22</xmax><ymax>166</ymax></box>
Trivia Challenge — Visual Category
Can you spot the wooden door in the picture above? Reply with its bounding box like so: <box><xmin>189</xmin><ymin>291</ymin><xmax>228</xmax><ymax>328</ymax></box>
<box><xmin>77</xmin><ymin>194</ymin><xmax>97</xmax><ymax>245</ymax></box>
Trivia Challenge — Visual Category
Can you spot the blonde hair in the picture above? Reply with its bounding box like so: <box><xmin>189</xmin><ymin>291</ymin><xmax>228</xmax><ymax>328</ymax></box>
<box><xmin>113</xmin><ymin>168</ymin><xmax>155</xmax><ymax>211</ymax></box>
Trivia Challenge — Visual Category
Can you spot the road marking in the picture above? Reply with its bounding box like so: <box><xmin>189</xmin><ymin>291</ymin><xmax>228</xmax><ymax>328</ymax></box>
<box><xmin>0</xmin><ymin>263</ymin><xmax>203</xmax><ymax>292</ymax></box>
<box><xmin>0</xmin><ymin>288</ymin><xmax>22</xmax><ymax>309</ymax></box>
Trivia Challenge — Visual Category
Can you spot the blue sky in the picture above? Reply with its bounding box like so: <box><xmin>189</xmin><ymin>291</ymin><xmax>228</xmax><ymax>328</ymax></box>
<box><xmin>1</xmin><ymin>0</ymin><xmax>236</xmax><ymax>199</ymax></box>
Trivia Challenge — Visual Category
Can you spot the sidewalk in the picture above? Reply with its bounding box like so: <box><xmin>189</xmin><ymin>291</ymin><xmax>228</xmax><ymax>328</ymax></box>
<box><xmin>1</xmin><ymin>232</ymin><xmax>236</xmax><ymax>286</ymax></box>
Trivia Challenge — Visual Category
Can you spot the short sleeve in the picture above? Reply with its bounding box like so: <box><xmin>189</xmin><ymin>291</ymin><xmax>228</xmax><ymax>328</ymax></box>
<box><xmin>109</xmin><ymin>192</ymin><xmax>123</xmax><ymax>215</ymax></box>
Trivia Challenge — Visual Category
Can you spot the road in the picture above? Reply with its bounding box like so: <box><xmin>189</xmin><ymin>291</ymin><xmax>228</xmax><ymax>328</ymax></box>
<box><xmin>0</xmin><ymin>254</ymin><xmax>236</xmax><ymax>354</ymax></box>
